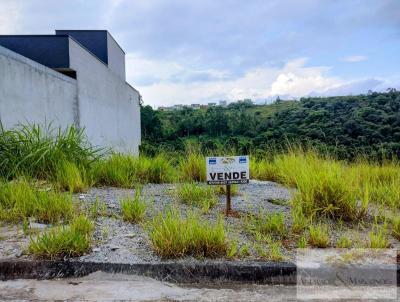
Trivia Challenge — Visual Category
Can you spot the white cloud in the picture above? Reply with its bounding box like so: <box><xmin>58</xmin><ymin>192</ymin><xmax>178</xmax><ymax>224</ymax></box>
<box><xmin>340</xmin><ymin>55</ymin><xmax>368</xmax><ymax>62</ymax></box>
<box><xmin>127</xmin><ymin>56</ymin><xmax>348</xmax><ymax>107</ymax></box>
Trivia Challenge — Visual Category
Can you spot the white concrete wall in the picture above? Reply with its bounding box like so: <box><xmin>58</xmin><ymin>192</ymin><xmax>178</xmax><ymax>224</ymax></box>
<box><xmin>69</xmin><ymin>38</ymin><xmax>141</xmax><ymax>154</ymax></box>
<box><xmin>107</xmin><ymin>32</ymin><xmax>126</xmax><ymax>81</ymax></box>
<box><xmin>0</xmin><ymin>45</ymin><xmax>77</xmax><ymax>129</ymax></box>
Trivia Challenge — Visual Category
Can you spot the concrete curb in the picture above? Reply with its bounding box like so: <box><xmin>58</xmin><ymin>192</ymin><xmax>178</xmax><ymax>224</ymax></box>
<box><xmin>0</xmin><ymin>260</ymin><xmax>297</xmax><ymax>284</ymax></box>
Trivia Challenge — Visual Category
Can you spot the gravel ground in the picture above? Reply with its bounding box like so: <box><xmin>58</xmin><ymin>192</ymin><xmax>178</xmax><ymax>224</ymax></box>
<box><xmin>0</xmin><ymin>180</ymin><xmax>294</xmax><ymax>263</ymax></box>
<box><xmin>78</xmin><ymin>180</ymin><xmax>293</xmax><ymax>264</ymax></box>
<box><xmin>2</xmin><ymin>180</ymin><xmax>400</xmax><ymax>264</ymax></box>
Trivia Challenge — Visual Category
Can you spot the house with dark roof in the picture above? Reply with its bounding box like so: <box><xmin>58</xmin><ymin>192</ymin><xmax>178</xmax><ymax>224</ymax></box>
<box><xmin>0</xmin><ymin>30</ymin><xmax>141</xmax><ymax>154</ymax></box>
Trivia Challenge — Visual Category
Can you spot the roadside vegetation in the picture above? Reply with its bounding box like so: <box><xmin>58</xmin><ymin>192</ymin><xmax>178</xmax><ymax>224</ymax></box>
<box><xmin>1</xmin><ymin>91</ymin><xmax>400</xmax><ymax>262</ymax></box>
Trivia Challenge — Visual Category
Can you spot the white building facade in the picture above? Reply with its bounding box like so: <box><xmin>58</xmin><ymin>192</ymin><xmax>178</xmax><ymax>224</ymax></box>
<box><xmin>0</xmin><ymin>30</ymin><xmax>141</xmax><ymax>154</ymax></box>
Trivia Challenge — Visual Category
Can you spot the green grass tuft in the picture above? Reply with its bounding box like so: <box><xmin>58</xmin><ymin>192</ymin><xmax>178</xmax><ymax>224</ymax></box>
<box><xmin>28</xmin><ymin>215</ymin><xmax>93</xmax><ymax>259</ymax></box>
<box><xmin>308</xmin><ymin>223</ymin><xmax>330</xmax><ymax>248</ymax></box>
<box><xmin>175</xmin><ymin>183</ymin><xmax>218</xmax><ymax>211</ymax></box>
<box><xmin>0</xmin><ymin>180</ymin><xmax>74</xmax><ymax>224</ymax></box>
<box><xmin>120</xmin><ymin>190</ymin><xmax>147</xmax><ymax>223</ymax></box>
<box><xmin>91</xmin><ymin>154</ymin><xmax>175</xmax><ymax>187</ymax></box>
<box><xmin>148</xmin><ymin>208</ymin><xmax>227</xmax><ymax>258</ymax></box>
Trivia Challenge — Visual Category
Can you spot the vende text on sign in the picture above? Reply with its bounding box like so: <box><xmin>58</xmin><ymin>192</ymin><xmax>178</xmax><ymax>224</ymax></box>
<box><xmin>206</xmin><ymin>156</ymin><xmax>249</xmax><ymax>185</ymax></box>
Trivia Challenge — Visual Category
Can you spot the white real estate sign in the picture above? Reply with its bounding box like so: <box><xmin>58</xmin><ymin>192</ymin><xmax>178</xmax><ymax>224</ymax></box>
<box><xmin>206</xmin><ymin>156</ymin><xmax>250</xmax><ymax>185</ymax></box>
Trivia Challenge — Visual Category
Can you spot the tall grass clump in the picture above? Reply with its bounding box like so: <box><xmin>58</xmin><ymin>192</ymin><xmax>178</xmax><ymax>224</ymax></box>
<box><xmin>175</xmin><ymin>183</ymin><xmax>218</xmax><ymax>211</ymax></box>
<box><xmin>250</xmin><ymin>158</ymin><xmax>280</xmax><ymax>182</ymax></box>
<box><xmin>275</xmin><ymin>151</ymin><xmax>363</xmax><ymax>221</ymax></box>
<box><xmin>0</xmin><ymin>124</ymin><xmax>101</xmax><ymax>181</ymax></box>
<box><xmin>28</xmin><ymin>215</ymin><xmax>93</xmax><ymax>259</ymax></box>
<box><xmin>54</xmin><ymin>160</ymin><xmax>88</xmax><ymax>193</ymax></box>
<box><xmin>178</xmin><ymin>149</ymin><xmax>206</xmax><ymax>182</ymax></box>
<box><xmin>91</xmin><ymin>153</ymin><xmax>175</xmax><ymax>187</ymax></box>
<box><xmin>148</xmin><ymin>208</ymin><xmax>227</xmax><ymax>258</ymax></box>
<box><xmin>0</xmin><ymin>180</ymin><xmax>74</xmax><ymax>223</ymax></box>
<box><xmin>120</xmin><ymin>190</ymin><xmax>147</xmax><ymax>223</ymax></box>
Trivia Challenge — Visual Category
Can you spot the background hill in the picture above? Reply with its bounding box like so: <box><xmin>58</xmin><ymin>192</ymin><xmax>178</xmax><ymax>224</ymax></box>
<box><xmin>141</xmin><ymin>89</ymin><xmax>400</xmax><ymax>160</ymax></box>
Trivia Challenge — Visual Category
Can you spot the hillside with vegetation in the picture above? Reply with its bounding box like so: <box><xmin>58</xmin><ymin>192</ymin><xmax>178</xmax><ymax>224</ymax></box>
<box><xmin>141</xmin><ymin>89</ymin><xmax>400</xmax><ymax>160</ymax></box>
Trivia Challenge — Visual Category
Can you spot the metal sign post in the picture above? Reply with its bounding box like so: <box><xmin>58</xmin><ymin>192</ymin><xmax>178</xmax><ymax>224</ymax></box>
<box><xmin>206</xmin><ymin>156</ymin><xmax>249</xmax><ymax>216</ymax></box>
<box><xmin>226</xmin><ymin>184</ymin><xmax>231</xmax><ymax>215</ymax></box>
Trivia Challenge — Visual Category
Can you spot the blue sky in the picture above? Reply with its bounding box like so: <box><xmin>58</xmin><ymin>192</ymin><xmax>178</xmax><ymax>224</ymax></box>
<box><xmin>1</xmin><ymin>0</ymin><xmax>399</xmax><ymax>107</ymax></box>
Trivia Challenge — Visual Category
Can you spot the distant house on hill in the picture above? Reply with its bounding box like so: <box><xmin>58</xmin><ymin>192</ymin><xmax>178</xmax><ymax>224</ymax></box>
<box><xmin>0</xmin><ymin>30</ymin><xmax>141</xmax><ymax>154</ymax></box>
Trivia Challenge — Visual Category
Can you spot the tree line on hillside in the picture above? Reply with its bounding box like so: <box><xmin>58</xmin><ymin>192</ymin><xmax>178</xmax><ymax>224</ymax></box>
<box><xmin>140</xmin><ymin>89</ymin><xmax>400</xmax><ymax>160</ymax></box>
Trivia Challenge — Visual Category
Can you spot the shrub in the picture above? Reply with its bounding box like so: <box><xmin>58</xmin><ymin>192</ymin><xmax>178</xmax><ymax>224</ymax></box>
<box><xmin>0</xmin><ymin>180</ymin><xmax>74</xmax><ymax>224</ymax></box>
<box><xmin>28</xmin><ymin>215</ymin><xmax>93</xmax><ymax>259</ymax></box>
<box><xmin>175</xmin><ymin>183</ymin><xmax>218</xmax><ymax>211</ymax></box>
<box><xmin>308</xmin><ymin>224</ymin><xmax>330</xmax><ymax>248</ymax></box>
<box><xmin>148</xmin><ymin>208</ymin><xmax>227</xmax><ymax>258</ymax></box>
<box><xmin>120</xmin><ymin>190</ymin><xmax>147</xmax><ymax>223</ymax></box>
<box><xmin>0</xmin><ymin>124</ymin><xmax>100</xmax><ymax>181</ymax></box>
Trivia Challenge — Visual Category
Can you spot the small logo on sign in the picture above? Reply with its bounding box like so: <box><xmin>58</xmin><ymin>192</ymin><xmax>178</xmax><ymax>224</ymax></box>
<box><xmin>209</xmin><ymin>158</ymin><xmax>217</xmax><ymax>165</ymax></box>
<box><xmin>239</xmin><ymin>157</ymin><xmax>247</xmax><ymax>164</ymax></box>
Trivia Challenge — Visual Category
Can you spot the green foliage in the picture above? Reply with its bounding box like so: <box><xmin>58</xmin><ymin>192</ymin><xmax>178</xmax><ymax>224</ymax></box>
<box><xmin>0</xmin><ymin>179</ymin><xmax>74</xmax><ymax>224</ymax></box>
<box><xmin>142</xmin><ymin>91</ymin><xmax>400</xmax><ymax>160</ymax></box>
<box><xmin>308</xmin><ymin>224</ymin><xmax>330</xmax><ymax>248</ymax></box>
<box><xmin>148</xmin><ymin>208</ymin><xmax>227</xmax><ymax>258</ymax></box>
<box><xmin>28</xmin><ymin>215</ymin><xmax>93</xmax><ymax>259</ymax></box>
<box><xmin>391</xmin><ymin>216</ymin><xmax>400</xmax><ymax>240</ymax></box>
<box><xmin>120</xmin><ymin>190</ymin><xmax>147</xmax><ymax>223</ymax></box>
<box><xmin>0</xmin><ymin>124</ymin><xmax>101</xmax><ymax>180</ymax></box>
<box><xmin>175</xmin><ymin>183</ymin><xmax>218</xmax><ymax>211</ymax></box>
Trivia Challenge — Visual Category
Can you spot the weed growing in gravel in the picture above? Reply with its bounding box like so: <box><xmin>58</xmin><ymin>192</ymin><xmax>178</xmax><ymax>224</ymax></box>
<box><xmin>297</xmin><ymin>235</ymin><xmax>308</xmax><ymax>248</ymax></box>
<box><xmin>291</xmin><ymin>205</ymin><xmax>309</xmax><ymax>234</ymax></box>
<box><xmin>120</xmin><ymin>190</ymin><xmax>147</xmax><ymax>223</ymax></box>
<box><xmin>308</xmin><ymin>224</ymin><xmax>330</xmax><ymax>248</ymax></box>
<box><xmin>87</xmin><ymin>198</ymin><xmax>107</xmax><ymax>219</ymax></box>
<box><xmin>391</xmin><ymin>217</ymin><xmax>400</xmax><ymax>240</ymax></box>
<box><xmin>246</xmin><ymin>211</ymin><xmax>287</xmax><ymax>238</ymax></box>
<box><xmin>148</xmin><ymin>208</ymin><xmax>227</xmax><ymax>258</ymax></box>
<box><xmin>254</xmin><ymin>237</ymin><xmax>284</xmax><ymax>261</ymax></box>
<box><xmin>369</xmin><ymin>222</ymin><xmax>389</xmax><ymax>248</ymax></box>
<box><xmin>336</xmin><ymin>235</ymin><xmax>352</xmax><ymax>248</ymax></box>
<box><xmin>175</xmin><ymin>183</ymin><xmax>217</xmax><ymax>211</ymax></box>
<box><xmin>0</xmin><ymin>180</ymin><xmax>74</xmax><ymax>223</ymax></box>
<box><xmin>214</xmin><ymin>184</ymin><xmax>239</xmax><ymax>196</ymax></box>
<box><xmin>28</xmin><ymin>215</ymin><xmax>93</xmax><ymax>259</ymax></box>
